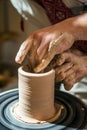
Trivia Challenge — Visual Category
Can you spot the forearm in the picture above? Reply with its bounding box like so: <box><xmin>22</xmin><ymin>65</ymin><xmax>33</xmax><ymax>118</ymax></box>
<box><xmin>71</xmin><ymin>13</ymin><xmax>87</xmax><ymax>41</ymax></box>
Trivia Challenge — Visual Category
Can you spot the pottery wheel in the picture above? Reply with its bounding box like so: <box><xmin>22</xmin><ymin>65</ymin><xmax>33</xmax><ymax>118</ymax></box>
<box><xmin>0</xmin><ymin>87</ymin><xmax>87</xmax><ymax>130</ymax></box>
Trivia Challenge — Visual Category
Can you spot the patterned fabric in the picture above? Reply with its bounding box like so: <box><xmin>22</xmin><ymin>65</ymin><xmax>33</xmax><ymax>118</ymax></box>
<box><xmin>42</xmin><ymin>0</ymin><xmax>72</xmax><ymax>24</ymax></box>
<box><xmin>38</xmin><ymin>0</ymin><xmax>87</xmax><ymax>52</ymax></box>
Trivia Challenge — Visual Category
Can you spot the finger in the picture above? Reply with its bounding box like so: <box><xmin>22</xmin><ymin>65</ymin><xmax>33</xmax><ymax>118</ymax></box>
<box><xmin>63</xmin><ymin>64</ymin><xmax>80</xmax><ymax>88</ymax></box>
<box><xmin>64</xmin><ymin>80</ymin><xmax>75</xmax><ymax>91</ymax></box>
<box><xmin>15</xmin><ymin>36</ymin><xmax>33</xmax><ymax>64</ymax></box>
<box><xmin>48</xmin><ymin>33</ymin><xmax>74</xmax><ymax>55</ymax></box>
<box><xmin>33</xmin><ymin>35</ymin><xmax>41</xmax><ymax>48</ymax></box>
<box><xmin>56</xmin><ymin>55</ymin><xmax>65</xmax><ymax>65</ymax></box>
<box><xmin>56</xmin><ymin>52</ymin><xmax>72</xmax><ymax>65</ymax></box>
<box><xmin>39</xmin><ymin>46</ymin><xmax>48</xmax><ymax>60</ymax></box>
<box><xmin>28</xmin><ymin>37</ymin><xmax>41</xmax><ymax>69</ymax></box>
<box><xmin>56</xmin><ymin>69</ymin><xmax>74</xmax><ymax>82</ymax></box>
<box><xmin>37</xmin><ymin>38</ymin><xmax>50</xmax><ymax>60</ymax></box>
<box><xmin>55</xmin><ymin>62</ymin><xmax>73</xmax><ymax>74</ymax></box>
<box><xmin>66</xmin><ymin>65</ymin><xmax>85</xmax><ymax>84</ymax></box>
<box><xmin>59</xmin><ymin>65</ymin><xmax>76</xmax><ymax>90</ymax></box>
<box><xmin>55</xmin><ymin>64</ymin><xmax>74</xmax><ymax>82</ymax></box>
<box><xmin>55</xmin><ymin>72</ymin><xmax>65</xmax><ymax>82</ymax></box>
<box><xmin>64</xmin><ymin>72</ymin><xmax>75</xmax><ymax>90</ymax></box>
<box><xmin>28</xmin><ymin>44</ymin><xmax>38</xmax><ymax>69</ymax></box>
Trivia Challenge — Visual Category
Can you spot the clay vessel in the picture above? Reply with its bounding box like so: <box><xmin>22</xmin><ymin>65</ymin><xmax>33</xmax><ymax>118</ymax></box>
<box><xmin>13</xmin><ymin>66</ymin><xmax>61</xmax><ymax>123</ymax></box>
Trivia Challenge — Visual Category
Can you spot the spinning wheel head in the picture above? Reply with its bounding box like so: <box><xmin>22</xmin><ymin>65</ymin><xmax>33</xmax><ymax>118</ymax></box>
<box><xmin>0</xmin><ymin>88</ymin><xmax>87</xmax><ymax>130</ymax></box>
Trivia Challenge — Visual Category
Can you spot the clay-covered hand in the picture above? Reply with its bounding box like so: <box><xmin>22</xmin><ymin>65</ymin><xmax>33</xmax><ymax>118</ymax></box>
<box><xmin>15</xmin><ymin>17</ymin><xmax>76</xmax><ymax>66</ymax></box>
<box><xmin>55</xmin><ymin>50</ymin><xmax>87</xmax><ymax>90</ymax></box>
<box><xmin>15</xmin><ymin>13</ymin><xmax>87</xmax><ymax>71</ymax></box>
<box><xmin>34</xmin><ymin>33</ymin><xmax>74</xmax><ymax>72</ymax></box>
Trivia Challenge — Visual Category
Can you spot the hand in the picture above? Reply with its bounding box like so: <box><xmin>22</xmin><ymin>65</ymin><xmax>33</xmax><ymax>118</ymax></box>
<box><xmin>15</xmin><ymin>17</ymin><xmax>76</xmax><ymax>66</ymax></box>
<box><xmin>15</xmin><ymin>13</ymin><xmax>87</xmax><ymax>71</ymax></box>
<box><xmin>55</xmin><ymin>50</ymin><xmax>87</xmax><ymax>90</ymax></box>
<box><xmin>34</xmin><ymin>33</ymin><xmax>74</xmax><ymax>72</ymax></box>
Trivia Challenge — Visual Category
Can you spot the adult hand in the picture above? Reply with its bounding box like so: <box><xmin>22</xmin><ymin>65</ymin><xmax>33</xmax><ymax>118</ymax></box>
<box><xmin>15</xmin><ymin>13</ymin><xmax>87</xmax><ymax>71</ymax></box>
<box><xmin>55</xmin><ymin>50</ymin><xmax>87</xmax><ymax>90</ymax></box>
<box><xmin>34</xmin><ymin>33</ymin><xmax>74</xmax><ymax>72</ymax></box>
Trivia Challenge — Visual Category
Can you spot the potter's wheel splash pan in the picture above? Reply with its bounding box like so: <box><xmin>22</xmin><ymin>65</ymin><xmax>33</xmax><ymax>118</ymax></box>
<box><xmin>0</xmin><ymin>88</ymin><xmax>87</xmax><ymax>130</ymax></box>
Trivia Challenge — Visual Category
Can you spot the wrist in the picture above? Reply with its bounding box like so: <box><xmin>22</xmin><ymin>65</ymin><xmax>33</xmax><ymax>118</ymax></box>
<box><xmin>71</xmin><ymin>13</ymin><xmax>87</xmax><ymax>41</ymax></box>
<box><xmin>83</xmin><ymin>55</ymin><xmax>87</xmax><ymax>76</ymax></box>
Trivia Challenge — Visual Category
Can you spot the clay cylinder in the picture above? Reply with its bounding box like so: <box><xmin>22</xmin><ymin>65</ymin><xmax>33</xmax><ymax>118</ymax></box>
<box><xmin>18</xmin><ymin>66</ymin><xmax>56</xmax><ymax>122</ymax></box>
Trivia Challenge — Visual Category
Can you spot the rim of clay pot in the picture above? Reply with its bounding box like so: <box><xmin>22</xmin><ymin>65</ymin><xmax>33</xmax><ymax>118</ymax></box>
<box><xmin>18</xmin><ymin>66</ymin><xmax>55</xmax><ymax>77</ymax></box>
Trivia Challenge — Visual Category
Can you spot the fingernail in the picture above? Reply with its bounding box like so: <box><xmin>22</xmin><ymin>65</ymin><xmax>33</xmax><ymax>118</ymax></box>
<box><xmin>20</xmin><ymin>41</ymin><xmax>28</xmax><ymax>51</ymax></box>
<box><xmin>15</xmin><ymin>56</ymin><xmax>21</xmax><ymax>63</ymax></box>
